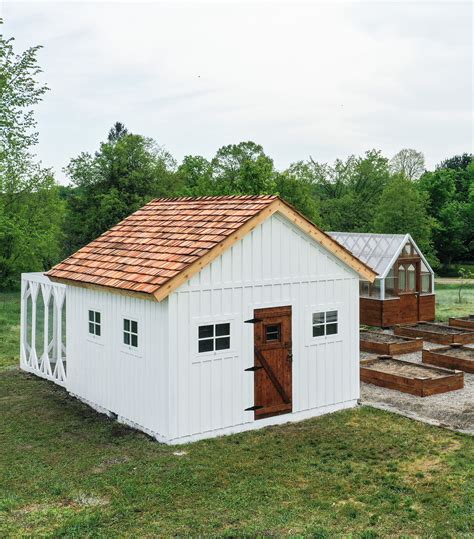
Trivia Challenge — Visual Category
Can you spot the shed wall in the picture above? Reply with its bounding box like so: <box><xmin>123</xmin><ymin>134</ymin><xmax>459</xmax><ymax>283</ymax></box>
<box><xmin>66</xmin><ymin>286</ymin><xmax>169</xmax><ymax>438</ymax></box>
<box><xmin>168</xmin><ymin>213</ymin><xmax>360</xmax><ymax>442</ymax></box>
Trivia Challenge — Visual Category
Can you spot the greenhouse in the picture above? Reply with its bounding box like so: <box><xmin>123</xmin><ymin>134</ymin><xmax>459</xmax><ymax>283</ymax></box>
<box><xmin>328</xmin><ymin>232</ymin><xmax>435</xmax><ymax>327</ymax></box>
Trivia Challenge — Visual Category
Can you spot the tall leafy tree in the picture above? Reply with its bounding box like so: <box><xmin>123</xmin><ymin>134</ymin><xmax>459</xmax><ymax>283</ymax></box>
<box><xmin>0</xmin><ymin>24</ymin><xmax>64</xmax><ymax>288</ymax></box>
<box><xmin>290</xmin><ymin>150</ymin><xmax>390</xmax><ymax>232</ymax></box>
<box><xmin>64</xmin><ymin>127</ymin><xmax>179</xmax><ymax>253</ymax></box>
<box><xmin>176</xmin><ymin>155</ymin><xmax>214</xmax><ymax>196</ymax></box>
<box><xmin>390</xmin><ymin>149</ymin><xmax>425</xmax><ymax>180</ymax></box>
<box><xmin>418</xmin><ymin>154</ymin><xmax>473</xmax><ymax>266</ymax></box>
<box><xmin>211</xmin><ymin>141</ymin><xmax>276</xmax><ymax>195</ymax></box>
<box><xmin>274</xmin><ymin>170</ymin><xmax>322</xmax><ymax>225</ymax></box>
<box><xmin>373</xmin><ymin>175</ymin><xmax>437</xmax><ymax>265</ymax></box>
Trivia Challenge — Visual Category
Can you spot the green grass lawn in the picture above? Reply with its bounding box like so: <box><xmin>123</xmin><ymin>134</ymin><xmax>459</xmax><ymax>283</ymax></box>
<box><xmin>0</xmin><ymin>290</ymin><xmax>21</xmax><ymax>370</ymax></box>
<box><xmin>435</xmin><ymin>283</ymin><xmax>474</xmax><ymax>321</ymax></box>
<box><xmin>1</xmin><ymin>291</ymin><xmax>473</xmax><ymax>536</ymax></box>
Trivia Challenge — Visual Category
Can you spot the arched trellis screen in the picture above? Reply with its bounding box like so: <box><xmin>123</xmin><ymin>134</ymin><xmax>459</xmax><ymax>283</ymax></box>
<box><xmin>20</xmin><ymin>273</ymin><xmax>67</xmax><ymax>387</ymax></box>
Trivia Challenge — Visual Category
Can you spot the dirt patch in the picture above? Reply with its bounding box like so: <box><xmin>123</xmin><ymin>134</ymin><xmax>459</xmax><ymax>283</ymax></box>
<box><xmin>73</xmin><ymin>493</ymin><xmax>109</xmax><ymax>507</ymax></box>
<box><xmin>402</xmin><ymin>456</ymin><xmax>444</xmax><ymax>477</ymax></box>
<box><xmin>360</xmin><ymin>331</ymin><xmax>410</xmax><ymax>344</ymax></box>
<box><xmin>436</xmin><ymin>347</ymin><xmax>474</xmax><ymax>360</ymax></box>
<box><xmin>92</xmin><ymin>455</ymin><xmax>130</xmax><ymax>473</ymax></box>
<box><xmin>409</xmin><ymin>323</ymin><xmax>469</xmax><ymax>335</ymax></box>
<box><xmin>362</xmin><ymin>358</ymin><xmax>448</xmax><ymax>379</ymax></box>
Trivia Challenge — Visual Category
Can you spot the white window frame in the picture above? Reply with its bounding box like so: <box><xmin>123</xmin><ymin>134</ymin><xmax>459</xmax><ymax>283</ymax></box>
<box><xmin>192</xmin><ymin>317</ymin><xmax>235</xmax><ymax>361</ymax></box>
<box><xmin>122</xmin><ymin>315</ymin><xmax>141</xmax><ymax>356</ymax></box>
<box><xmin>198</xmin><ymin>322</ymin><xmax>231</xmax><ymax>354</ymax></box>
<box><xmin>87</xmin><ymin>308</ymin><xmax>102</xmax><ymax>341</ymax></box>
<box><xmin>307</xmin><ymin>305</ymin><xmax>342</xmax><ymax>343</ymax></box>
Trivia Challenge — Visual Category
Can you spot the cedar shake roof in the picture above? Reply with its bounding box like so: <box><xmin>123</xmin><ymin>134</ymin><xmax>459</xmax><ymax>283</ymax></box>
<box><xmin>46</xmin><ymin>196</ymin><xmax>278</xmax><ymax>295</ymax></box>
<box><xmin>46</xmin><ymin>195</ymin><xmax>377</xmax><ymax>300</ymax></box>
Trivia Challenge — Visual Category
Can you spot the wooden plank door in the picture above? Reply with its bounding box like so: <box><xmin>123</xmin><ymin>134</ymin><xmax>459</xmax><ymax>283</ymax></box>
<box><xmin>253</xmin><ymin>306</ymin><xmax>292</xmax><ymax>420</ymax></box>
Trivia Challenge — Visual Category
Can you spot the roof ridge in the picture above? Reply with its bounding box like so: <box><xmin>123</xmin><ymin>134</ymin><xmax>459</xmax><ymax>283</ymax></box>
<box><xmin>150</xmin><ymin>194</ymin><xmax>279</xmax><ymax>203</ymax></box>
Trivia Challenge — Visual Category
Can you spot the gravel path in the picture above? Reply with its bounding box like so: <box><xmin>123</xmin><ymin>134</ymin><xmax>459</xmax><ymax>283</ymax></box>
<box><xmin>360</xmin><ymin>334</ymin><xmax>474</xmax><ymax>435</ymax></box>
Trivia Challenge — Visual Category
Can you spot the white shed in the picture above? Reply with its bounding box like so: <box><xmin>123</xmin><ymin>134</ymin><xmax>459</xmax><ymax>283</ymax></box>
<box><xmin>21</xmin><ymin>195</ymin><xmax>376</xmax><ymax>444</ymax></box>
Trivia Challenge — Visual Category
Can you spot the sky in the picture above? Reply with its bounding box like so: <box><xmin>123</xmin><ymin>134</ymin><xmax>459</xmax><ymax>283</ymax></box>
<box><xmin>2</xmin><ymin>1</ymin><xmax>473</xmax><ymax>184</ymax></box>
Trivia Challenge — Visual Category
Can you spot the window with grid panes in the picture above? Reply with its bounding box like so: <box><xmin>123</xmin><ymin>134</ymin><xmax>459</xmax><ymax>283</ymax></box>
<box><xmin>312</xmin><ymin>310</ymin><xmax>338</xmax><ymax>337</ymax></box>
<box><xmin>88</xmin><ymin>310</ymin><xmax>101</xmax><ymax>336</ymax></box>
<box><xmin>123</xmin><ymin>318</ymin><xmax>138</xmax><ymax>348</ymax></box>
<box><xmin>198</xmin><ymin>323</ymin><xmax>230</xmax><ymax>353</ymax></box>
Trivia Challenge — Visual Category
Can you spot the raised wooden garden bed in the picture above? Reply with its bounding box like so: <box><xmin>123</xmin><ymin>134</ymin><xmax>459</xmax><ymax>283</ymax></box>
<box><xmin>449</xmin><ymin>315</ymin><xmax>474</xmax><ymax>331</ymax></box>
<box><xmin>360</xmin><ymin>330</ymin><xmax>422</xmax><ymax>355</ymax></box>
<box><xmin>394</xmin><ymin>322</ymin><xmax>474</xmax><ymax>345</ymax></box>
<box><xmin>423</xmin><ymin>344</ymin><xmax>474</xmax><ymax>374</ymax></box>
<box><xmin>360</xmin><ymin>356</ymin><xmax>464</xmax><ymax>397</ymax></box>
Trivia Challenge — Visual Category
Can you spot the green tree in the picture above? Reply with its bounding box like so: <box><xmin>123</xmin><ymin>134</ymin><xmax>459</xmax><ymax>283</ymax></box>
<box><xmin>0</xmin><ymin>25</ymin><xmax>64</xmax><ymax>288</ymax></box>
<box><xmin>64</xmin><ymin>128</ymin><xmax>178</xmax><ymax>253</ymax></box>
<box><xmin>274</xmin><ymin>170</ymin><xmax>322</xmax><ymax>225</ymax></box>
<box><xmin>211</xmin><ymin>141</ymin><xmax>276</xmax><ymax>194</ymax></box>
<box><xmin>418</xmin><ymin>155</ymin><xmax>473</xmax><ymax>266</ymax></box>
<box><xmin>373</xmin><ymin>175</ymin><xmax>436</xmax><ymax>265</ymax></box>
<box><xmin>176</xmin><ymin>155</ymin><xmax>214</xmax><ymax>196</ymax></box>
<box><xmin>290</xmin><ymin>150</ymin><xmax>390</xmax><ymax>232</ymax></box>
<box><xmin>390</xmin><ymin>149</ymin><xmax>425</xmax><ymax>180</ymax></box>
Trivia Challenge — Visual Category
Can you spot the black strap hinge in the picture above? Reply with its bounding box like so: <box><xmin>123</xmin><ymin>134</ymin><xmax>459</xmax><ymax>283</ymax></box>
<box><xmin>244</xmin><ymin>318</ymin><xmax>262</xmax><ymax>324</ymax></box>
<box><xmin>244</xmin><ymin>365</ymin><xmax>264</xmax><ymax>372</ymax></box>
<box><xmin>245</xmin><ymin>405</ymin><xmax>264</xmax><ymax>412</ymax></box>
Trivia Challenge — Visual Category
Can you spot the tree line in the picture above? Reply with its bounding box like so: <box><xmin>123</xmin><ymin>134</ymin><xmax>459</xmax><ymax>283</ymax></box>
<box><xmin>1</xmin><ymin>28</ymin><xmax>473</xmax><ymax>288</ymax></box>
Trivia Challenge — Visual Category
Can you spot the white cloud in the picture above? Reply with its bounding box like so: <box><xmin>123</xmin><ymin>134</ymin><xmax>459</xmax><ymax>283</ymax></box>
<box><xmin>2</xmin><ymin>1</ymin><xmax>472</xmax><ymax>182</ymax></box>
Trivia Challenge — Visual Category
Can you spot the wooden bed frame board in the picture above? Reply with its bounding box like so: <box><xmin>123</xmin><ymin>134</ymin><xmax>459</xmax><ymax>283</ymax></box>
<box><xmin>360</xmin><ymin>356</ymin><xmax>464</xmax><ymax>397</ymax></box>
<box><xmin>449</xmin><ymin>316</ymin><xmax>474</xmax><ymax>331</ymax></box>
<box><xmin>394</xmin><ymin>322</ymin><xmax>474</xmax><ymax>345</ymax></box>
<box><xmin>360</xmin><ymin>330</ymin><xmax>423</xmax><ymax>355</ymax></box>
<box><xmin>422</xmin><ymin>345</ymin><xmax>474</xmax><ymax>374</ymax></box>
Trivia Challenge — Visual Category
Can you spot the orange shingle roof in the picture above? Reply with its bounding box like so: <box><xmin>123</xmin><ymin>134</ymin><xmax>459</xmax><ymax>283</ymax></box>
<box><xmin>46</xmin><ymin>195</ymin><xmax>278</xmax><ymax>295</ymax></box>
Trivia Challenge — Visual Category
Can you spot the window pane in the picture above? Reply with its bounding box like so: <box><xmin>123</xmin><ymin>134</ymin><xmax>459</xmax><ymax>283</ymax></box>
<box><xmin>407</xmin><ymin>265</ymin><xmax>416</xmax><ymax>291</ymax></box>
<box><xmin>96</xmin><ymin>325</ymin><xmax>101</xmax><ymax>337</ymax></box>
<box><xmin>313</xmin><ymin>325</ymin><xmax>325</xmax><ymax>337</ymax></box>
<box><xmin>385</xmin><ymin>268</ymin><xmax>397</xmax><ymax>297</ymax></box>
<box><xmin>131</xmin><ymin>320</ymin><xmax>138</xmax><ymax>334</ymax></box>
<box><xmin>199</xmin><ymin>325</ymin><xmax>213</xmax><ymax>339</ymax></box>
<box><xmin>326</xmin><ymin>311</ymin><xmax>338</xmax><ymax>323</ymax></box>
<box><xmin>216</xmin><ymin>323</ymin><xmax>230</xmax><ymax>336</ymax></box>
<box><xmin>421</xmin><ymin>273</ymin><xmax>430</xmax><ymax>293</ymax></box>
<box><xmin>95</xmin><ymin>312</ymin><xmax>101</xmax><ymax>323</ymax></box>
<box><xmin>370</xmin><ymin>279</ymin><xmax>381</xmax><ymax>298</ymax></box>
<box><xmin>312</xmin><ymin>312</ymin><xmax>324</xmax><ymax>325</ymax></box>
<box><xmin>198</xmin><ymin>339</ymin><xmax>213</xmax><ymax>353</ymax></box>
<box><xmin>326</xmin><ymin>323</ymin><xmax>338</xmax><ymax>335</ymax></box>
<box><xmin>265</xmin><ymin>324</ymin><xmax>281</xmax><ymax>342</ymax></box>
<box><xmin>89</xmin><ymin>322</ymin><xmax>95</xmax><ymax>334</ymax></box>
<box><xmin>359</xmin><ymin>281</ymin><xmax>370</xmax><ymax>297</ymax></box>
<box><xmin>131</xmin><ymin>334</ymin><xmax>138</xmax><ymax>347</ymax></box>
<box><xmin>216</xmin><ymin>337</ymin><xmax>230</xmax><ymax>350</ymax></box>
<box><xmin>124</xmin><ymin>319</ymin><xmax>130</xmax><ymax>331</ymax></box>
<box><xmin>399</xmin><ymin>267</ymin><xmax>406</xmax><ymax>290</ymax></box>
<box><xmin>89</xmin><ymin>310</ymin><xmax>95</xmax><ymax>322</ymax></box>
<box><xmin>124</xmin><ymin>332</ymin><xmax>130</xmax><ymax>345</ymax></box>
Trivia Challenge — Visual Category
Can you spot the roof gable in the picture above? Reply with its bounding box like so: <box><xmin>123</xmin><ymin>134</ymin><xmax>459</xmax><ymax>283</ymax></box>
<box><xmin>328</xmin><ymin>232</ymin><xmax>433</xmax><ymax>278</ymax></box>
<box><xmin>47</xmin><ymin>196</ymin><xmax>376</xmax><ymax>301</ymax></box>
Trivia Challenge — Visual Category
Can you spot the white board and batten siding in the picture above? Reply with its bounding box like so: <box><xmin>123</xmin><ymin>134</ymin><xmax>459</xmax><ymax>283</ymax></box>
<box><xmin>65</xmin><ymin>286</ymin><xmax>170</xmax><ymax>440</ymax></box>
<box><xmin>167</xmin><ymin>213</ymin><xmax>360</xmax><ymax>443</ymax></box>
